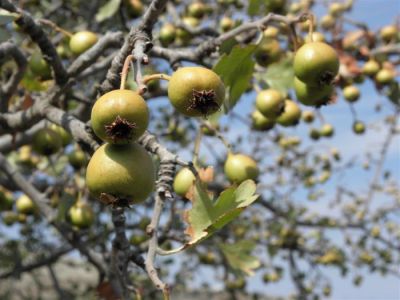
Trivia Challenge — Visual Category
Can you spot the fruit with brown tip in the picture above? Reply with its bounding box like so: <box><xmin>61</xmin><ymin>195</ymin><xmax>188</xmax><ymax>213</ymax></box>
<box><xmin>276</xmin><ymin>100</ymin><xmax>301</xmax><ymax>127</ymax></box>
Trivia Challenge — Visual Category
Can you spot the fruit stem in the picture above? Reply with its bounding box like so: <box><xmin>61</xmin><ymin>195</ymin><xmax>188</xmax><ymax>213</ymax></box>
<box><xmin>39</xmin><ymin>19</ymin><xmax>73</xmax><ymax>37</ymax></box>
<box><xmin>162</xmin><ymin>288</ymin><xmax>170</xmax><ymax>300</ymax></box>
<box><xmin>193</xmin><ymin>129</ymin><xmax>203</xmax><ymax>167</ymax></box>
<box><xmin>308</xmin><ymin>14</ymin><xmax>315</xmax><ymax>42</ymax></box>
<box><xmin>120</xmin><ymin>54</ymin><xmax>134</xmax><ymax>90</ymax></box>
<box><xmin>142</xmin><ymin>73</ymin><xmax>172</xmax><ymax>84</ymax></box>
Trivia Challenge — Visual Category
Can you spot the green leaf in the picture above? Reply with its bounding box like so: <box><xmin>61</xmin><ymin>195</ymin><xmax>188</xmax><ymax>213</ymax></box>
<box><xmin>256</xmin><ymin>56</ymin><xmax>295</xmax><ymax>95</ymax></box>
<box><xmin>214</xmin><ymin>45</ymin><xmax>256</xmax><ymax>111</ymax></box>
<box><xmin>248</xmin><ymin>0</ymin><xmax>263</xmax><ymax>16</ymax></box>
<box><xmin>219</xmin><ymin>240</ymin><xmax>261</xmax><ymax>276</ymax></box>
<box><xmin>95</xmin><ymin>0</ymin><xmax>121</xmax><ymax>23</ymax></box>
<box><xmin>219</xmin><ymin>37</ymin><xmax>238</xmax><ymax>55</ymax></box>
<box><xmin>20</xmin><ymin>69</ymin><xmax>51</xmax><ymax>92</ymax></box>
<box><xmin>183</xmin><ymin>180</ymin><xmax>259</xmax><ymax>248</ymax></box>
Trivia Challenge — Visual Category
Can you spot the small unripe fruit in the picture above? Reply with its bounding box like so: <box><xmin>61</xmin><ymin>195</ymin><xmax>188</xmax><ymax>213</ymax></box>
<box><xmin>320</xmin><ymin>15</ymin><xmax>335</xmax><ymax>30</ymax></box>
<box><xmin>86</xmin><ymin>143</ymin><xmax>155</xmax><ymax>204</ymax></box>
<box><xmin>69</xmin><ymin>31</ymin><xmax>98</xmax><ymax>55</ymax></box>
<box><xmin>187</xmin><ymin>1</ymin><xmax>207</xmax><ymax>19</ymax></box>
<box><xmin>167</xmin><ymin>67</ymin><xmax>225</xmax><ymax>117</ymax></box>
<box><xmin>2</xmin><ymin>211</ymin><xmax>18</xmax><ymax>226</ymax></box>
<box><xmin>0</xmin><ymin>189</ymin><xmax>13</xmax><ymax>211</ymax></box>
<box><xmin>251</xmin><ymin>110</ymin><xmax>275</xmax><ymax>131</ymax></box>
<box><xmin>91</xmin><ymin>90</ymin><xmax>149</xmax><ymax>144</ymax></box>
<box><xmin>173</xmin><ymin>168</ymin><xmax>196</xmax><ymax>197</ymax></box>
<box><xmin>255</xmin><ymin>89</ymin><xmax>285</xmax><ymax>118</ymax></box>
<box><xmin>29</xmin><ymin>51</ymin><xmax>51</xmax><ymax>79</ymax></box>
<box><xmin>220</xmin><ymin>17</ymin><xmax>235</xmax><ymax>32</ymax></box>
<box><xmin>309</xmin><ymin>128</ymin><xmax>320</xmax><ymax>140</ymax></box>
<box><xmin>16</xmin><ymin>194</ymin><xmax>35</xmax><ymax>215</ymax></box>
<box><xmin>224</xmin><ymin>153</ymin><xmax>259</xmax><ymax>184</ymax></box>
<box><xmin>343</xmin><ymin>85</ymin><xmax>360</xmax><ymax>102</ymax></box>
<box><xmin>254</xmin><ymin>39</ymin><xmax>281</xmax><ymax>67</ymax></box>
<box><xmin>276</xmin><ymin>100</ymin><xmax>301</xmax><ymax>127</ymax></box>
<box><xmin>353</xmin><ymin>121</ymin><xmax>366</xmax><ymax>135</ymax></box>
<box><xmin>294</xmin><ymin>77</ymin><xmax>333</xmax><ymax>106</ymax></box>
<box><xmin>329</xmin><ymin>2</ymin><xmax>345</xmax><ymax>16</ymax></box>
<box><xmin>126</xmin><ymin>0</ymin><xmax>144</xmax><ymax>18</ymax></box>
<box><xmin>69</xmin><ymin>202</ymin><xmax>94</xmax><ymax>229</ymax></box>
<box><xmin>130</xmin><ymin>234</ymin><xmax>148</xmax><ymax>246</ymax></box>
<box><xmin>380</xmin><ymin>25</ymin><xmax>398</xmax><ymax>43</ymax></box>
<box><xmin>263</xmin><ymin>26</ymin><xmax>279</xmax><ymax>39</ymax></box>
<box><xmin>50</xmin><ymin>124</ymin><xmax>72</xmax><ymax>146</ymax></box>
<box><xmin>159</xmin><ymin>23</ymin><xmax>176</xmax><ymax>46</ymax></box>
<box><xmin>68</xmin><ymin>148</ymin><xmax>87</xmax><ymax>169</ymax></box>
<box><xmin>320</xmin><ymin>123</ymin><xmax>334</xmax><ymax>137</ymax></box>
<box><xmin>375</xmin><ymin>69</ymin><xmax>395</xmax><ymax>85</ymax></box>
<box><xmin>32</xmin><ymin>128</ymin><xmax>62</xmax><ymax>155</ymax></box>
<box><xmin>294</xmin><ymin>42</ymin><xmax>339</xmax><ymax>86</ymax></box>
<box><xmin>305</xmin><ymin>32</ymin><xmax>326</xmax><ymax>43</ymax></box>
<box><xmin>302</xmin><ymin>110</ymin><xmax>315</xmax><ymax>123</ymax></box>
<box><xmin>362</xmin><ymin>60</ymin><xmax>380</xmax><ymax>76</ymax></box>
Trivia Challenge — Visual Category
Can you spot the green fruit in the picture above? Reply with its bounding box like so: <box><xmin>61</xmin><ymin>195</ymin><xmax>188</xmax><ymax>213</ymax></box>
<box><xmin>199</xmin><ymin>252</ymin><xmax>217</xmax><ymax>264</ymax></box>
<box><xmin>343</xmin><ymin>85</ymin><xmax>360</xmax><ymax>102</ymax></box>
<box><xmin>302</xmin><ymin>110</ymin><xmax>315</xmax><ymax>123</ymax></box>
<box><xmin>50</xmin><ymin>124</ymin><xmax>72</xmax><ymax>146</ymax></box>
<box><xmin>175</xmin><ymin>17</ymin><xmax>199</xmax><ymax>44</ymax></box>
<box><xmin>226</xmin><ymin>278</ymin><xmax>246</xmax><ymax>290</ymax></box>
<box><xmin>173</xmin><ymin>168</ymin><xmax>196</xmax><ymax>197</ymax></box>
<box><xmin>86</xmin><ymin>143</ymin><xmax>155</xmax><ymax>204</ymax></box>
<box><xmin>159</xmin><ymin>23</ymin><xmax>176</xmax><ymax>46</ymax></box>
<box><xmin>224</xmin><ymin>153</ymin><xmax>259</xmax><ymax>184</ymax></box>
<box><xmin>68</xmin><ymin>147</ymin><xmax>87</xmax><ymax>169</ymax></box>
<box><xmin>263</xmin><ymin>26</ymin><xmax>279</xmax><ymax>39</ymax></box>
<box><xmin>294</xmin><ymin>42</ymin><xmax>339</xmax><ymax>86</ymax></box>
<box><xmin>138</xmin><ymin>217</ymin><xmax>151</xmax><ymax>231</ymax></box>
<box><xmin>309</xmin><ymin>128</ymin><xmax>320</xmax><ymax>140</ymax></box>
<box><xmin>69</xmin><ymin>31</ymin><xmax>98</xmax><ymax>55</ymax></box>
<box><xmin>320</xmin><ymin>123</ymin><xmax>334</xmax><ymax>137</ymax></box>
<box><xmin>0</xmin><ymin>190</ymin><xmax>13</xmax><ymax>211</ymax></box>
<box><xmin>375</xmin><ymin>69</ymin><xmax>395</xmax><ymax>85</ymax></box>
<box><xmin>265</xmin><ymin>0</ymin><xmax>286</xmax><ymax>13</ymax></box>
<box><xmin>294</xmin><ymin>77</ymin><xmax>333</xmax><ymax>106</ymax></box>
<box><xmin>255</xmin><ymin>89</ymin><xmax>285</xmax><ymax>118</ymax></box>
<box><xmin>32</xmin><ymin>128</ymin><xmax>62</xmax><ymax>155</ymax></box>
<box><xmin>289</xmin><ymin>2</ymin><xmax>302</xmax><ymax>13</ymax></box>
<box><xmin>305</xmin><ymin>32</ymin><xmax>326</xmax><ymax>43</ymax></box>
<box><xmin>380</xmin><ymin>25</ymin><xmax>398</xmax><ymax>43</ymax></box>
<box><xmin>276</xmin><ymin>100</ymin><xmax>301</xmax><ymax>127</ymax></box>
<box><xmin>353</xmin><ymin>121</ymin><xmax>366</xmax><ymax>134</ymax></box>
<box><xmin>91</xmin><ymin>90</ymin><xmax>149</xmax><ymax>144</ymax></box>
<box><xmin>69</xmin><ymin>202</ymin><xmax>94</xmax><ymax>228</ymax></box>
<box><xmin>2</xmin><ymin>211</ymin><xmax>18</xmax><ymax>226</ymax></box>
<box><xmin>254</xmin><ymin>39</ymin><xmax>281</xmax><ymax>67</ymax></box>
<box><xmin>187</xmin><ymin>1</ymin><xmax>207</xmax><ymax>18</ymax></box>
<box><xmin>220</xmin><ymin>17</ymin><xmax>235</xmax><ymax>32</ymax></box>
<box><xmin>16</xmin><ymin>194</ymin><xmax>35</xmax><ymax>215</ymax></box>
<box><xmin>167</xmin><ymin>67</ymin><xmax>225</xmax><ymax>117</ymax></box>
<box><xmin>251</xmin><ymin>110</ymin><xmax>275</xmax><ymax>131</ymax></box>
<box><xmin>329</xmin><ymin>2</ymin><xmax>345</xmax><ymax>16</ymax></box>
<box><xmin>130</xmin><ymin>234</ymin><xmax>148</xmax><ymax>246</ymax></box>
<box><xmin>362</xmin><ymin>60</ymin><xmax>380</xmax><ymax>76</ymax></box>
<box><xmin>29</xmin><ymin>51</ymin><xmax>51</xmax><ymax>79</ymax></box>
<box><xmin>126</xmin><ymin>0</ymin><xmax>144</xmax><ymax>18</ymax></box>
<box><xmin>320</xmin><ymin>15</ymin><xmax>335</xmax><ymax>30</ymax></box>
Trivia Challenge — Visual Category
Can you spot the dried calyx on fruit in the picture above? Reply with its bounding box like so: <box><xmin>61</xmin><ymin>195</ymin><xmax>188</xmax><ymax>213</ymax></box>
<box><xmin>91</xmin><ymin>89</ymin><xmax>149</xmax><ymax>144</ymax></box>
<box><xmin>167</xmin><ymin>67</ymin><xmax>225</xmax><ymax>117</ymax></box>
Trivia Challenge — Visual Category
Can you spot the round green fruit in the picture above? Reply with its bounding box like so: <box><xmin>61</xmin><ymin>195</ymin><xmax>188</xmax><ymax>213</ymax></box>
<box><xmin>126</xmin><ymin>0</ymin><xmax>144</xmax><ymax>18</ymax></box>
<box><xmin>255</xmin><ymin>89</ymin><xmax>285</xmax><ymax>118</ymax></box>
<box><xmin>16</xmin><ymin>194</ymin><xmax>35</xmax><ymax>215</ymax></box>
<box><xmin>69</xmin><ymin>31</ymin><xmax>98</xmax><ymax>55</ymax></box>
<box><xmin>32</xmin><ymin>128</ymin><xmax>62</xmax><ymax>155</ymax></box>
<box><xmin>130</xmin><ymin>234</ymin><xmax>148</xmax><ymax>246</ymax></box>
<box><xmin>29</xmin><ymin>51</ymin><xmax>51</xmax><ymax>79</ymax></box>
<box><xmin>2</xmin><ymin>211</ymin><xmax>18</xmax><ymax>226</ymax></box>
<box><xmin>251</xmin><ymin>110</ymin><xmax>275</xmax><ymax>131</ymax></box>
<box><xmin>86</xmin><ymin>143</ymin><xmax>155</xmax><ymax>204</ymax></box>
<box><xmin>353</xmin><ymin>121</ymin><xmax>366</xmax><ymax>135</ymax></box>
<box><xmin>68</xmin><ymin>147</ymin><xmax>87</xmax><ymax>169</ymax></box>
<box><xmin>375</xmin><ymin>69</ymin><xmax>395</xmax><ymax>85</ymax></box>
<box><xmin>50</xmin><ymin>124</ymin><xmax>72</xmax><ymax>146</ymax></box>
<box><xmin>362</xmin><ymin>60</ymin><xmax>380</xmax><ymax>76</ymax></box>
<box><xmin>294</xmin><ymin>42</ymin><xmax>339</xmax><ymax>86</ymax></box>
<box><xmin>173</xmin><ymin>168</ymin><xmax>196</xmax><ymax>197</ymax></box>
<box><xmin>224</xmin><ymin>153</ymin><xmax>259</xmax><ymax>184</ymax></box>
<box><xmin>254</xmin><ymin>39</ymin><xmax>281</xmax><ymax>67</ymax></box>
<box><xmin>294</xmin><ymin>77</ymin><xmax>333</xmax><ymax>106</ymax></box>
<box><xmin>263</xmin><ymin>26</ymin><xmax>279</xmax><ymax>39</ymax></box>
<box><xmin>302</xmin><ymin>110</ymin><xmax>315</xmax><ymax>123</ymax></box>
<box><xmin>167</xmin><ymin>67</ymin><xmax>225</xmax><ymax>117</ymax></box>
<box><xmin>309</xmin><ymin>128</ymin><xmax>320</xmax><ymax>140</ymax></box>
<box><xmin>343</xmin><ymin>85</ymin><xmax>360</xmax><ymax>102</ymax></box>
<box><xmin>305</xmin><ymin>32</ymin><xmax>326</xmax><ymax>43</ymax></box>
<box><xmin>329</xmin><ymin>2</ymin><xmax>345</xmax><ymax>16</ymax></box>
<box><xmin>159</xmin><ymin>23</ymin><xmax>176</xmax><ymax>46</ymax></box>
<box><xmin>320</xmin><ymin>15</ymin><xmax>335</xmax><ymax>30</ymax></box>
<box><xmin>320</xmin><ymin>123</ymin><xmax>334</xmax><ymax>137</ymax></box>
<box><xmin>187</xmin><ymin>1</ymin><xmax>207</xmax><ymax>18</ymax></box>
<box><xmin>380</xmin><ymin>25</ymin><xmax>398</xmax><ymax>43</ymax></box>
<box><xmin>68</xmin><ymin>202</ymin><xmax>94</xmax><ymax>229</ymax></box>
<box><xmin>276</xmin><ymin>100</ymin><xmax>301</xmax><ymax>127</ymax></box>
<box><xmin>0</xmin><ymin>190</ymin><xmax>13</xmax><ymax>211</ymax></box>
<box><xmin>220</xmin><ymin>17</ymin><xmax>235</xmax><ymax>32</ymax></box>
<box><xmin>91</xmin><ymin>89</ymin><xmax>149</xmax><ymax>144</ymax></box>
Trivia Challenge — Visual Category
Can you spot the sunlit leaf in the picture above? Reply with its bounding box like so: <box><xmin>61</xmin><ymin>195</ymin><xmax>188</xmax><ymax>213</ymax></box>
<box><xmin>95</xmin><ymin>0</ymin><xmax>121</xmax><ymax>23</ymax></box>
